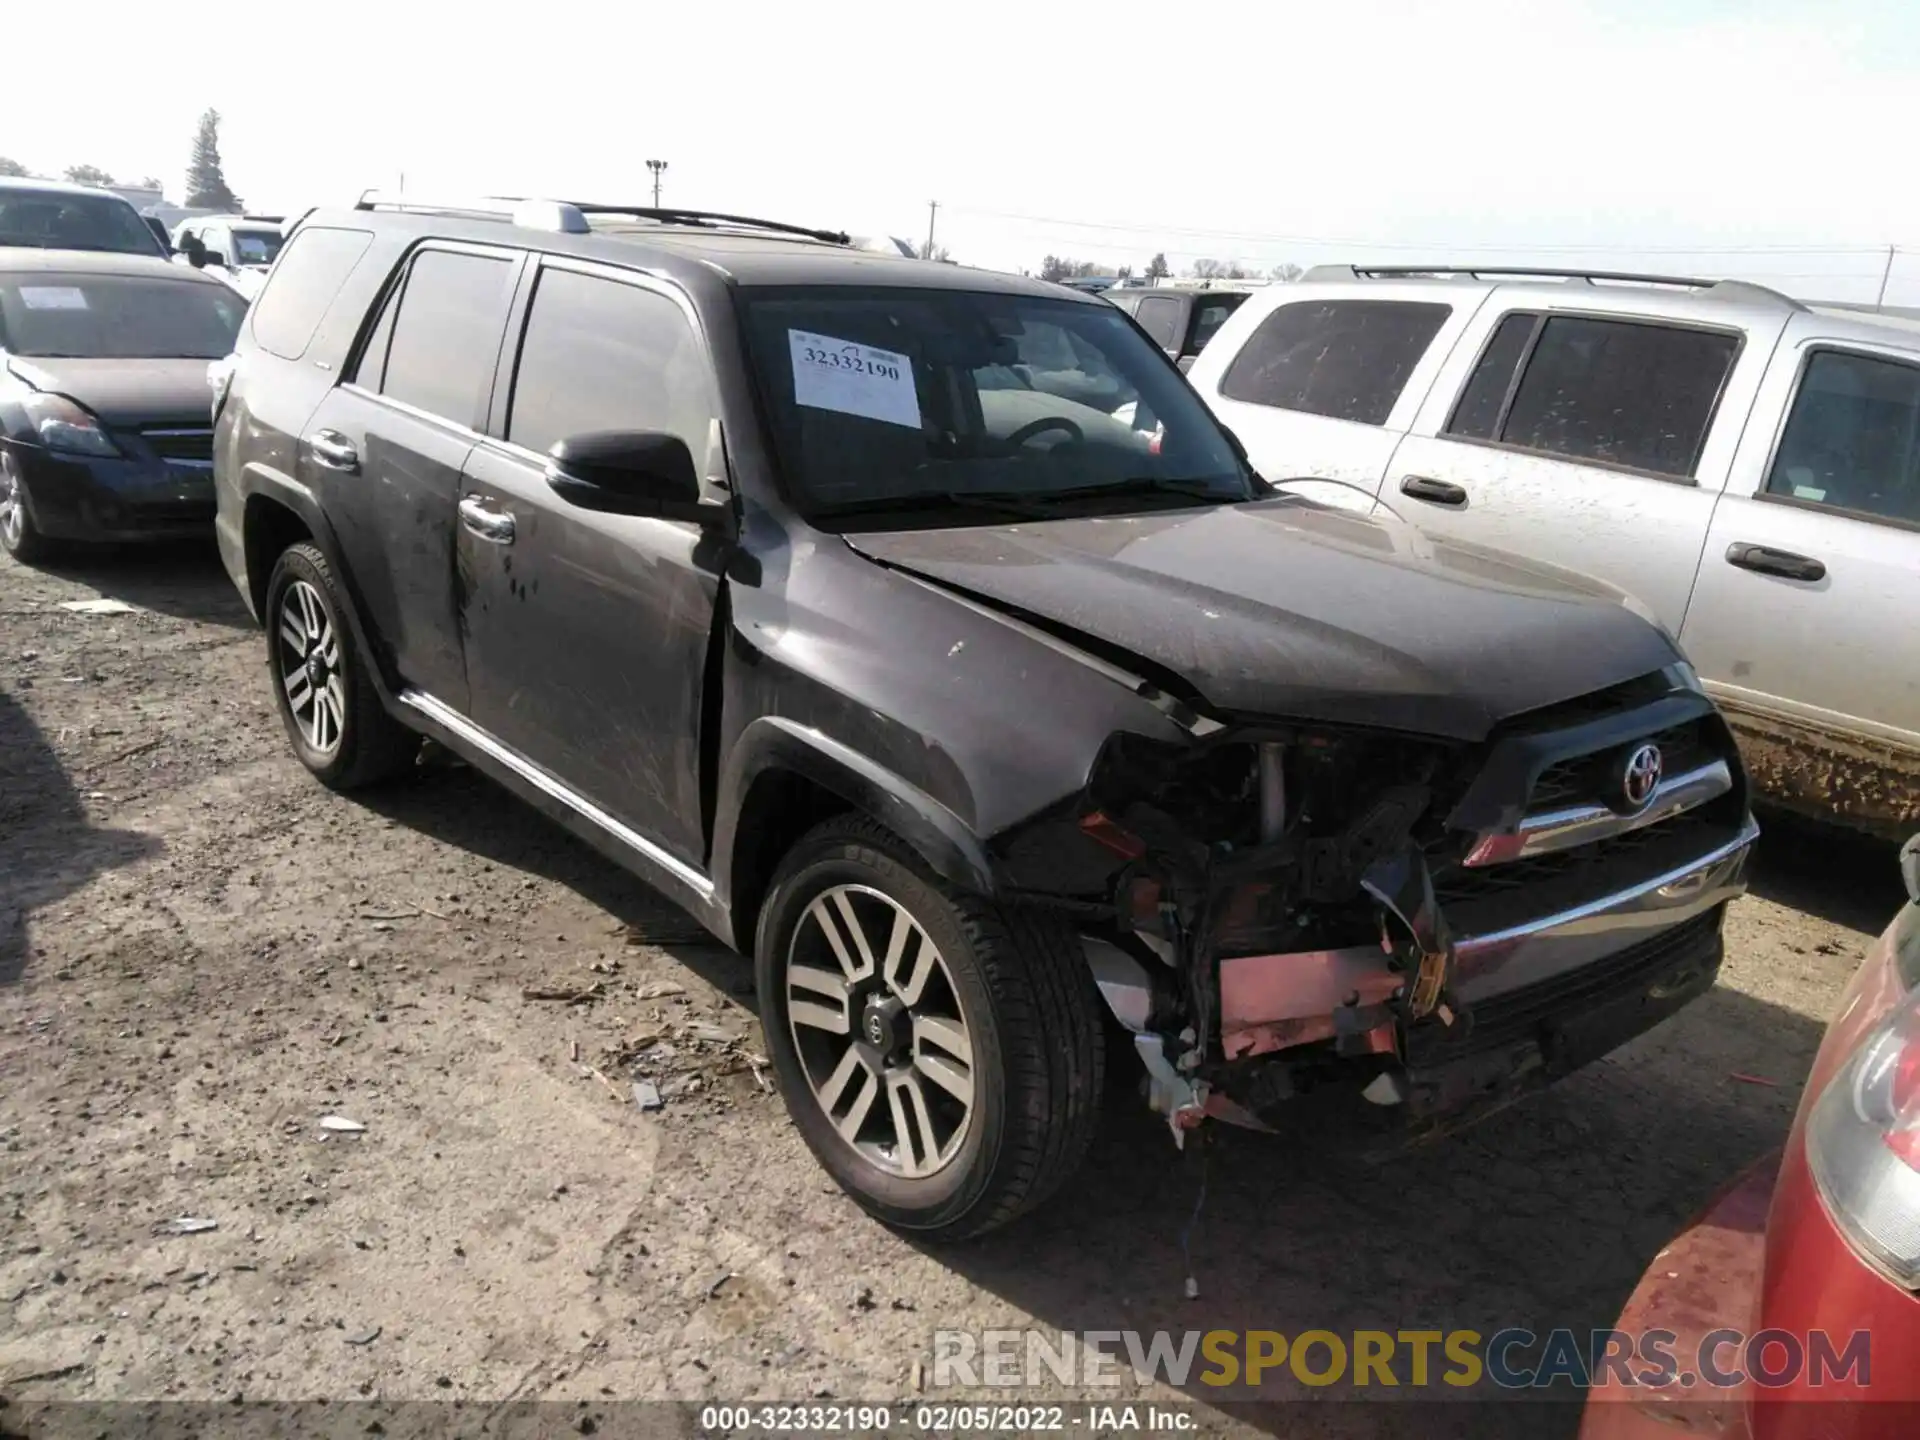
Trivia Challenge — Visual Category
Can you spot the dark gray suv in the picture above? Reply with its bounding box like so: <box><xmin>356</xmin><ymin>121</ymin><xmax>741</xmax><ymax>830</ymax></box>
<box><xmin>213</xmin><ymin>193</ymin><xmax>1759</xmax><ymax>1238</ymax></box>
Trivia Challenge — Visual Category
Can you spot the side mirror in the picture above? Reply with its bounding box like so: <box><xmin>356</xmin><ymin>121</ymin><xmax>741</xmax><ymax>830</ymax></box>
<box><xmin>1902</xmin><ymin>834</ymin><xmax>1919</xmax><ymax>906</ymax></box>
<box><xmin>544</xmin><ymin>430</ymin><xmax>712</xmax><ymax>523</ymax></box>
<box><xmin>177</xmin><ymin>235</ymin><xmax>208</xmax><ymax>267</ymax></box>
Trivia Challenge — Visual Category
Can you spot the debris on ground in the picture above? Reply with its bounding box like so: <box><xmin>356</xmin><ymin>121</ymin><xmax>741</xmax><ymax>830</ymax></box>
<box><xmin>851</xmin><ymin>1285</ymin><xmax>876</xmax><ymax>1311</ymax></box>
<box><xmin>1729</xmin><ymin>1072</ymin><xmax>1778</xmax><ymax>1087</ymax></box>
<box><xmin>684</xmin><ymin>1022</ymin><xmax>740</xmax><ymax>1045</ymax></box>
<box><xmin>631</xmin><ymin>981</ymin><xmax>686</xmax><ymax>1000</ymax></box>
<box><xmin>344</xmin><ymin>1327</ymin><xmax>381</xmax><ymax>1346</ymax></box>
<box><xmin>705</xmin><ymin>1270</ymin><xmax>734</xmax><ymax>1299</ymax></box>
<box><xmin>318</xmin><ymin>1116</ymin><xmax>367</xmax><ymax>1133</ymax></box>
<box><xmin>156</xmin><ymin>1217</ymin><xmax>219</xmax><ymax>1235</ymax></box>
<box><xmin>59</xmin><ymin>598</ymin><xmax>138</xmax><ymax>616</ymax></box>
<box><xmin>523</xmin><ymin>982</ymin><xmax>606</xmax><ymax>1005</ymax></box>
<box><xmin>632</xmin><ymin>1080</ymin><xmax>663</xmax><ymax>1112</ymax></box>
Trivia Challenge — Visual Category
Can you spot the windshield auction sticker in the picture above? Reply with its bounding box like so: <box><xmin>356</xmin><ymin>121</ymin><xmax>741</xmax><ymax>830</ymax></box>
<box><xmin>788</xmin><ymin>329</ymin><xmax>921</xmax><ymax>429</ymax></box>
<box><xmin>18</xmin><ymin>286</ymin><xmax>89</xmax><ymax>310</ymax></box>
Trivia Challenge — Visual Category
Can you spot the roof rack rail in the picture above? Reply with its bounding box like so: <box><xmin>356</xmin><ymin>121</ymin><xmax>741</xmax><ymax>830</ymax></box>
<box><xmin>354</xmin><ymin>191</ymin><xmax>590</xmax><ymax>233</ymax></box>
<box><xmin>1301</xmin><ymin>263</ymin><xmax>1804</xmax><ymax>310</ymax></box>
<box><xmin>351</xmin><ymin>191</ymin><xmax>850</xmax><ymax>245</ymax></box>
<box><xmin>562</xmin><ymin>203</ymin><xmax>851</xmax><ymax>246</ymax></box>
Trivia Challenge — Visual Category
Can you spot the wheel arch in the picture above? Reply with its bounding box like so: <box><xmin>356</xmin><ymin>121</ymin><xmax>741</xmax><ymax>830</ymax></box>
<box><xmin>715</xmin><ymin>717</ymin><xmax>997</xmax><ymax>953</ymax></box>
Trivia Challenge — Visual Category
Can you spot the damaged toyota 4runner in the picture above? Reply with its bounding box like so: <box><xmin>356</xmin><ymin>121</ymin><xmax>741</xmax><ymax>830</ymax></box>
<box><xmin>214</xmin><ymin>194</ymin><xmax>1760</xmax><ymax>1239</ymax></box>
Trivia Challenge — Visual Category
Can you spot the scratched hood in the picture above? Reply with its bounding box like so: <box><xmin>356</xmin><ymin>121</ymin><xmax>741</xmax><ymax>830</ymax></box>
<box><xmin>6</xmin><ymin>356</ymin><xmax>214</xmax><ymax>427</ymax></box>
<box><xmin>842</xmin><ymin>498</ymin><xmax>1682</xmax><ymax>740</ymax></box>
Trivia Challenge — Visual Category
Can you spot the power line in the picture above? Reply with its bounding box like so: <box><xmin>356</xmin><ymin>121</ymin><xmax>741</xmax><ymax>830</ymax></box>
<box><xmin>942</xmin><ymin>204</ymin><xmax>1889</xmax><ymax>257</ymax></box>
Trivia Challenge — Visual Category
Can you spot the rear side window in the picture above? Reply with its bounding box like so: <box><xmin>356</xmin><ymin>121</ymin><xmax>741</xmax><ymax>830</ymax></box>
<box><xmin>250</xmin><ymin>226</ymin><xmax>372</xmax><ymax>361</ymax></box>
<box><xmin>505</xmin><ymin>266</ymin><xmax>713</xmax><ymax>456</ymax></box>
<box><xmin>1188</xmin><ymin>294</ymin><xmax>1247</xmax><ymax>354</ymax></box>
<box><xmin>1219</xmin><ymin>299</ymin><xmax>1450</xmax><ymax>425</ymax></box>
<box><xmin>1766</xmin><ymin>349</ymin><xmax>1920</xmax><ymax>526</ymax></box>
<box><xmin>377</xmin><ymin>249</ymin><xmax>515</xmax><ymax>426</ymax></box>
<box><xmin>1133</xmin><ymin>295</ymin><xmax>1183</xmax><ymax>350</ymax></box>
<box><xmin>1446</xmin><ymin>312</ymin><xmax>1539</xmax><ymax>440</ymax></box>
<box><xmin>1494</xmin><ymin>316</ymin><xmax>1738</xmax><ymax>477</ymax></box>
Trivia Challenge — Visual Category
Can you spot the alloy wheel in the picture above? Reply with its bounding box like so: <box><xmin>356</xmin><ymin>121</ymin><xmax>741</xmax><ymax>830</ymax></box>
<box><xmin>276</xmin><ymin>578</ymin><xmax>346</xmax><ymax>755</ymax></box>
<box><xmin>0</xmin><ymin>454</ymin><xmax>23</xmax><ymax>549</ymax></box>
<box><xmin>785</xmin><ymin>884</ymin><xmax>977</xmax><ymax>1178</ymax></box>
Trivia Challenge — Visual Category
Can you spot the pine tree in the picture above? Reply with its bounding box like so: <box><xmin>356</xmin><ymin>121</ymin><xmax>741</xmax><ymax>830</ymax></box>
<box><xmin>1145</xmin><ymin>252</ymin><xmax>1171</xmax><ymax>280</ymax></box>
<box><xmin>184</xmin><ymin>109</ymin><xmax>241</xmax><ymax>211</ymax></box>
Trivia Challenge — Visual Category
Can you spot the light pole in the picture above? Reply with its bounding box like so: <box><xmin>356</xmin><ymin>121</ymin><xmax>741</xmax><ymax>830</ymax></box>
<box><xmin>646</xmin><ymin>159</ymin><xmax>668</xmax><ymax>209</ymax></box>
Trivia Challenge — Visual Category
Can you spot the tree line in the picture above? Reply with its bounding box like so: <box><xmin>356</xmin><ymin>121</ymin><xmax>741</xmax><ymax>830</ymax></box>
<box><xmin>1038</xmin><ymin>251</ymin><xmax>1303</xmax><ymax>284</ymax></box>
<box><xmin>1</xmin><ymin>109</ymin><xmax>242</xmax><ymax>210</ymax></box>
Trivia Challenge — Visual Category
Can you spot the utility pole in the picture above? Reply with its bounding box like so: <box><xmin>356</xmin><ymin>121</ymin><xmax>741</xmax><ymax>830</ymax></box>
<box><xmin>924</xmin><ymin>200</ymin><xmax>938</xmax><ymax>260</ymax></box>
<box><xmin>1876</xmin><ymin>244</ymin><xmax>1896</xmax><ymax>311</ymax></box>
<box><xmin>647</xmin><ymin>159</ymin><xmax>668</xmax><ymax>209</ymax></box>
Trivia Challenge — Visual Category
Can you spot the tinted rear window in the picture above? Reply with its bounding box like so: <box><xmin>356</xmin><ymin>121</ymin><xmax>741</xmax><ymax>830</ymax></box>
<box><xmin>1218</xmin><ymin>299</ymin><xmax>1450</xmax><ymax>424</ymax></box>
<box><xmin>1767</xmin><ymin>349</ymin><xmax>1920</xmax><ymax>525</ymax></box>
<box><xmin>378</xmin><ymin>249</ymin><xmax>515</xmax><ymax>425</ymax></box>
<box><xmin>0</xmin><ymin>275</ymin><xmax>246</xmax><ymax>359</ymax></box>
<box><xmin>1499</xmin><ymin>316</ymin><xmax>1738</xmax><ymax>477</ymax></box>
<box><xmin>1189</xmin><ymin>294</ymin><xmax>1247</xmax><ymax>354</ymax></box>
<box><xmin>249</xmin><ymin>226</ymin><xmax>372</xmax><ymax>361</ymax></box>
<box><xmin>0</xmin><ymin>189</ymin><xmax>164</xmax><ymax>257</ymax></box>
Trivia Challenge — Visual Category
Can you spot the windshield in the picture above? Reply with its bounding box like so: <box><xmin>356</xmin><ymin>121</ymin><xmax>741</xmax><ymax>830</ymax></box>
<box><xmin>0</xmin><ymin>275</ymin><xmax>246</xmax><ymax>358</ymax></box>
<box><xmin>0</xmin><ymin>190</ymin><xmax>167</xmax><ymax>257</ymax></box>
<box><xmin>232</xmin><ymin>228</ymin><xmax>283</xmax><ymax>266</ymax></box>
<box><xmin>740</xmin><ymin>286</ymin><xmax>1251</xmax><ymax>519</ymax></box>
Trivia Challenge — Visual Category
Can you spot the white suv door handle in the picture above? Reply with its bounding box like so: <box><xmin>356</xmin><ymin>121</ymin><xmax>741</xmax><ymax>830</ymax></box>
<box><xmin>306</xmin><ymin>430</ymin><xmax>359</xmax><ymax>472</ymax></box>
<box><xmin>458</xmin><ymin>495</ymin><xmax>516</xmax><ymax>545</ymax></box>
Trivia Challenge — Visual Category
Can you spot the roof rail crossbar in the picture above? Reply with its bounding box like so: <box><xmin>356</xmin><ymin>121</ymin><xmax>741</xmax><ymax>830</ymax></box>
<box><xmin>1301</xmin><ymin>263</ymin><xmax>1804</xmax><ymax>310</ymax></box>
<box><xmin>561</xmin><ymin>203</ymin><xmax>850</xmax><ymax>246</ymax></box>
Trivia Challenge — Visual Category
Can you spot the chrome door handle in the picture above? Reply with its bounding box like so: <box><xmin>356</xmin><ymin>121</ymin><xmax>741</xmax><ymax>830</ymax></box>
<box><xmin>306</xmin><ymin>429</ymin><xmax>359</xmax><ymax>472</ymax></box>
<box><xmin>458</xmin><ymin>495</ymin><xmax>516</xmax><ymax>545</ymax></box>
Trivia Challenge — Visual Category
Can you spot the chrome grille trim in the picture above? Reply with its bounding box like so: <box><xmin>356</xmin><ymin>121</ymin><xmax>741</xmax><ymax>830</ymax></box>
<box><xmin>1463</xmin><ymin>759</ymin><xmax>1734</xmax><ymax>868</ymax></box>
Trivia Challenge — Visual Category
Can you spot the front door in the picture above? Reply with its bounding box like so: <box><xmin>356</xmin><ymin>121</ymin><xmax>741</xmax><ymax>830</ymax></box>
<box><xmin>1680</xmin><ymin>342</ymin><xmax>1920</xmax><ymax>757</ymax></box>
<box><xmin>298</xmin><ymin>242</ymin><xmax>523</xmax><ymax>709</ymax></box>
<box><xmin>456</xmin><ymin>259</ymin><xmax>724</xmax><ymax>868</ymax></box>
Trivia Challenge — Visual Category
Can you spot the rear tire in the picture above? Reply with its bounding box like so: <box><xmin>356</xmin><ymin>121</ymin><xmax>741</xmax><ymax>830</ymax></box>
<box><xmin>0</xmin><ymin>451</ymin><xmax>55</xmax><ymax>565</ymax></box>
<box><xmin>755</xmin><ymin>815</ymin><xmax>1105</xmax><ymax>1240</ymax></box>
<box><xmin>264</xmin><ymin>542</ymin><xmax>417</xmax><ymax>789</ymax></box>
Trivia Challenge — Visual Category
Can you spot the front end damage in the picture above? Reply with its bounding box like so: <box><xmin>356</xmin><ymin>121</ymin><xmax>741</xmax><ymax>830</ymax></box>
<box><xmin>994</xmin><ymin>670</ymin><xmax>1761</xmax><ymax>1148</ymax></box>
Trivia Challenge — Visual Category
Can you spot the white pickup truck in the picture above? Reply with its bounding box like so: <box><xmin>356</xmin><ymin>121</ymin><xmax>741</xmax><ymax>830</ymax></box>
<box><xmin>1186</xmin><ymin>265</ymin><xmax>1920</xmax><ymax>840</ymax></box>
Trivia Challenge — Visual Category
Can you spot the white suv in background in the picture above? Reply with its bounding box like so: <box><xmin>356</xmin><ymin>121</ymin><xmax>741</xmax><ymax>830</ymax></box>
<box><xmin>1187</xmin><ymin>265</ymin><xmax>1920</xmax><ymax>840</ymax></box>
<box><xmin>171</xmin><ymin>215</ymin><xmax>286</xmax><ymax>299</ymax></box>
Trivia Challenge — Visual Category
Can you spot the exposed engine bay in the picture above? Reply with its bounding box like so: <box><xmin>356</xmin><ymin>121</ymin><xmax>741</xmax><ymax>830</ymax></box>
<box><xmin>1000</xmin><ymin>725</ymin><xmax>1485</xmax><ymax>1141</ymax></box>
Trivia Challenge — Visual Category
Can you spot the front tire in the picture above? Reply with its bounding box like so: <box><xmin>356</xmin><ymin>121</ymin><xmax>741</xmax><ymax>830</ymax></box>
<box><xmin>263</xmin><ymin>542</ymin><xmax>417</xmax><ymax>789</ymax></box>
<box><xmin>0</xmin><ymin>450</ymin><xmax>55</xmax><ymax>565</ymax></box>
<box><xmin>755</xmin><ymin>816</ymin><xmax>1105</xmax><ymax>1240</ymax></box>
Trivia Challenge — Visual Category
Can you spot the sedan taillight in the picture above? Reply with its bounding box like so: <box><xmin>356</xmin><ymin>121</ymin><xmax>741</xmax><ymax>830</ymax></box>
<box><xmin>1807</xmin><ymin>981</ymin><xmax>1920</xmax><ymax>1288</ymax></box>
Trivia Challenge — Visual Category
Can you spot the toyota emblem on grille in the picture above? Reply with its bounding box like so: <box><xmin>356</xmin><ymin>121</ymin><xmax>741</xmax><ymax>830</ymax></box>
<box><xmin>1619</xmin><ymin>743</ymin><xmax>1664</xmax><ymax>812</ymax></box>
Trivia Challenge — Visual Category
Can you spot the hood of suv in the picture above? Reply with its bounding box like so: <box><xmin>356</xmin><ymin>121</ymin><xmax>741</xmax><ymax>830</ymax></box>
<box><xmin>7</xmin><ymin>356</ymin><xmax>214</xmax><ymax>427</ymax></box>
<box><xmin>842</xmin><ymin>497</ymin><xmax>1680</xmax><ymax>740</ymax></box>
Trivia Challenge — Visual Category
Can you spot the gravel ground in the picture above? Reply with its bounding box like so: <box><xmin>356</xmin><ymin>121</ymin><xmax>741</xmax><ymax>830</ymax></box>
<box><xmin>0</xmin><ymin>543</ymin><xmax>1908</xmax><ymax>1439</ymax></box>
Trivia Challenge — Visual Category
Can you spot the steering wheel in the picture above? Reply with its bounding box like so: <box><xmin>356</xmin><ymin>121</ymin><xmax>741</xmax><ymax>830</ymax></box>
<box><xmin>1006</xmin><ymin>416</ymin><xmax>1084</xmax><ymax>448</ymax></box>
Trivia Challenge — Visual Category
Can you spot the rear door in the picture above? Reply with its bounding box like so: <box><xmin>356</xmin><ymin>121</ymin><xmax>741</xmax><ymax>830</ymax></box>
<box><xmin>298</xmin><ymin>242</ymin><xmax>522</xmax><ymax>709</ymax></box>
<box><xmin>1187</xmin><ymin>289</ymin><xmax>1471</xmax><ymax>511</ymax></box>
<box><xmin>1383</xmin><ymin>306</ymin><xmax>1777</xmax><ymax>631</ymax></box>
<box><xmin>456</xmin><ymin>258</ymin><xmax>723</xmax><ymax>867</ymax></box>
<box><xmin>1680</xmin><ymin>335</ymin><xmax>1920</xmax><ymax>763</ymax></box>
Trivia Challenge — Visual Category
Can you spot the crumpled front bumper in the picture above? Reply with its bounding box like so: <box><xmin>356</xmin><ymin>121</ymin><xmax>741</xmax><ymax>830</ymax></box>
<box><xmin>1217</xmin><ymin>816</ymin><xmax>1759</xmax><ymax>1130</ymax></box>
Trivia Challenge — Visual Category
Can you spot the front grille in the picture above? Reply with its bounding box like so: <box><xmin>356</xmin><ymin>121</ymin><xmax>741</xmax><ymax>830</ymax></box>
<box><xmin>143</xmin><ymin>427</ymin><xmax>214</xmax><ymax>465</ymax></box>
<box><xmin>1529</xmin><ymin>717</ymin><xmax>1717</xmax><ymax>812</ymax></box>
<box><xmin>1405</xmin><ymin>907</ymin><xmax>1723</xmax><ymax>1066</ymax></box>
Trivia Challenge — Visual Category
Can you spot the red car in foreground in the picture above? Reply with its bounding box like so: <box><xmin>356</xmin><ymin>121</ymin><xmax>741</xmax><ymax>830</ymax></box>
<box><xmin>1582</xmin><ymin>836</ymin><xmax>1920</xmax><ymax>1440</ymax></box>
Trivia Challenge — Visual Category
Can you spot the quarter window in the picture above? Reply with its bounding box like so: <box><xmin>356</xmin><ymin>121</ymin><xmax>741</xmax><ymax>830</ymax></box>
<box><xmin>377</xmin><ymin>249</ymin><xmax>515</xmax><ymax>426</ymax></box>
<box><xmin>249</xmin><ymin>226</ymin><xmax>373</xmax><ymax>361</ymax></box>
<box><xmin>1446</xmin><ymin>312</ymin><xmax>1539</xmax><ymax>441</ymax></box>
<box><xmin>1218</xmin><ymin>299</ymin><xmax>1450</xmax><ymax>425</ymax></box>
<box><xmin>1766</xmin><ymin>349</ymin><xmax>1920</xmax><ymax>526</ymax></box>
<box><xmin>1188</xmin><ymin>294</ymin><xmax>1247</xmax><ymax>355</ymax></box>
<box><xmin>506</xmin><ymin>267</ymin><xmax>713</xmax><ymax>457</ymax></box>
<box><xmin>1494</xmin><ymin>316</ymin><xmax>1738</xmax><ymax>478</ymax></box>
<box><xmin>1133</xmin><ymin>295</ymin><xmax>1183</xmax><ymax>350</ymax></box>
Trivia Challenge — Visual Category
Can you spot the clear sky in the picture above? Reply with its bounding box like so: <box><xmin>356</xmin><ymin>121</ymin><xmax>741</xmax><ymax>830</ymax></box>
<box><xmin>11</xmin><ymin>0</ymin><xmax>1920</xmax><ymax>302</ymax></box>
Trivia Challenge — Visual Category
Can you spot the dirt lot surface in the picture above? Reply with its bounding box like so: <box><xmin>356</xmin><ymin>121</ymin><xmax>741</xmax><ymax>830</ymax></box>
<box><xmin>1</xmin><ymin>544</ymin><xmax>1910</xmax><ymax>1439</ymax></box>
